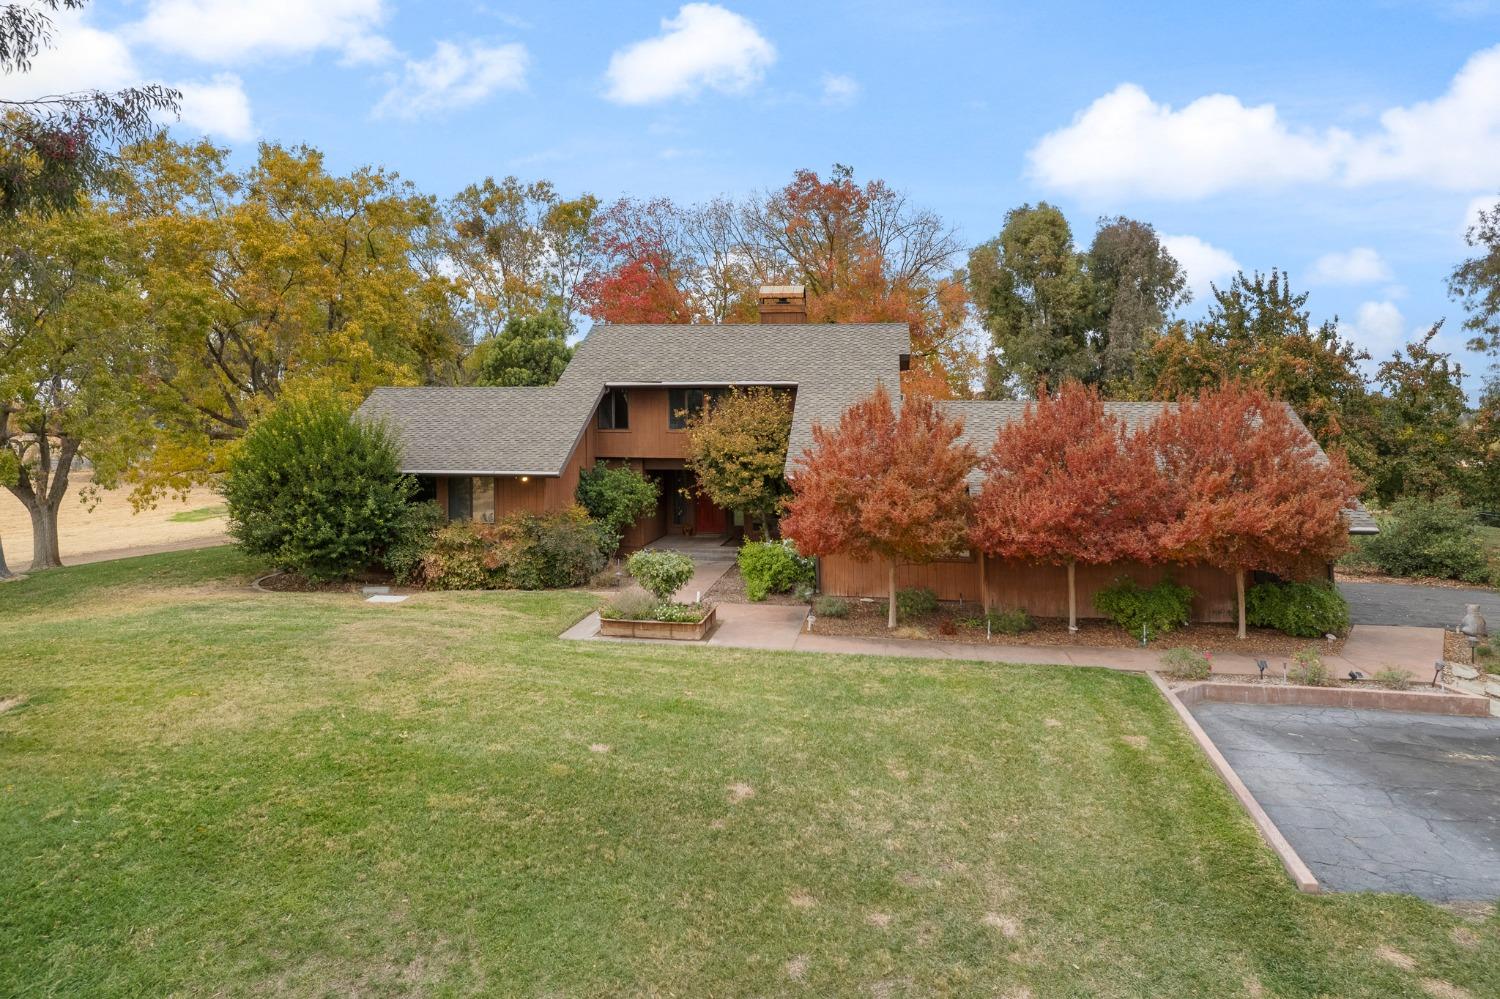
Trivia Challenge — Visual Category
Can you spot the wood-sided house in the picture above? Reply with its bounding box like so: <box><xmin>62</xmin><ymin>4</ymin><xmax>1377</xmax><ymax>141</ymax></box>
<box><xmin>358</xmin><ymin>286</ymin><xmax>1375</xmax><ymax>624</ymax></box>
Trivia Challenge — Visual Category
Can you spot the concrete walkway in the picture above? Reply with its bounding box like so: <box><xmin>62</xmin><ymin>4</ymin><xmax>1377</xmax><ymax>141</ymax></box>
<box><xmin>639</xmin><ymin>534</ymin><xmax>737</xmax><ymax>602</ymax></box>
<box><xmin>562</xmin><ymin>602</ymin><xmax>1445</xmax><ymax>678</ymax></box>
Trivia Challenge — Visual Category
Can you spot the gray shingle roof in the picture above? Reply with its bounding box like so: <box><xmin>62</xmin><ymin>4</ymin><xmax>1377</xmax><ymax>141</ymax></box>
<box><xmin>357</xmin><ymin>321</ymin><xmax>909</xmax><ymax>476</ymax></box>
<box><xmin>936</xmin><ymin>399</ymin><xmax>1378</xmax><ymax>535</ymax></box>
<box><xmin>357</xmin><ymin>322</ymin><xmax>1374</xmax><ymax>536</ymax></box>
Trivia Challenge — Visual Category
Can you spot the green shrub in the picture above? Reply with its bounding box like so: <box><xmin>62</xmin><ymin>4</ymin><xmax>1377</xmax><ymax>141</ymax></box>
<box><xmin>1160</xmin><ymin>647</ymin><xmax>1212</xmax><ymax>681</ymax></box>
<box><xmin>383</xmin><ymin>502</ymin><xmax>443</xmax><ymax>585</ymax></box>
<box><xmin>738</xmin><ymin>539</ymin><xmax>816</xmax><ymax>601</ymax></box>
<box><xmin>1372</xmin><ymin>668</ymin><xmax>1409</xmax><ymax>691</ymax></box>
<box><xmin>421</xmin><ymin>522</ymin><xmax>491</xmax><ymax>590</ymax></box>
<box><xmin>421</xmin><ymin>508</ymin><xmax>606</xmax><ymax>590</ymax></box>
<box><xmin>812</xmin><ymin>595</ymin><xmax>848</xmax><ymax>618</ymax></box>
<box><xmin>1288</xmin><ymin>647</ymin><xmax>1334</xmax><ymax>687</ymax></box>
<box><xmin>986</xmin><ymin>608</ymin><xmax>1034</xmax><ymax>635</ymax></box>
<box><xmin>626</xmin><ymin>549</ymin><xmax>695</xmax><ymax>602</ymax></box>
<box><xmin>1094</xmin><ymin>577</ymin><xmax>1194</xmax><ymax>638</ymax></box>
<box><xmin>576</xmin><ymin>462</ymin><xmax>660</xmax><ymax>550</ymax></box>
<box><xmin>1245</xmin><ymin>580</ymin><xmax>1350</xmax><ymax>638</ymax></box>
<box><xmin>1362</xmin><ymin>495</ymin><xmax>1489</xmax><ymax>582</ymax></box>
<box><xmin>224</xmin><ymin>396</ymin><xmax>415</xmax><ymax>582</ymax></box>
<box><xmin>896</xmin><ymin>587</ymin><xmax>939</xmax><ymax>620</ymax></box>
<box><xmin>599</xmin><ymin>591</ymin><xmax>658</xmax><ymax>620</ymax></box>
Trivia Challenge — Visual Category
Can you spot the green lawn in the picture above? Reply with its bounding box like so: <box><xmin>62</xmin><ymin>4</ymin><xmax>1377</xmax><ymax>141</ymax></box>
<box><xmin>167</xmin><ymin>503</ymin><xmax>228</xmax><ymax>523</ymax></box>
<box><xmin>2</xmin><ymin>549</ymin><xmax>1495</xmax><ymax>997</ymax></box>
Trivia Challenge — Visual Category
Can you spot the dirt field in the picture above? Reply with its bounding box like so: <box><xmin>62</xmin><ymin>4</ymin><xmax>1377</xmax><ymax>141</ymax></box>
<box><xmin>0</xmin><ymin>474</ymin><xmax>228</xmax><ymax>574</ymax></box>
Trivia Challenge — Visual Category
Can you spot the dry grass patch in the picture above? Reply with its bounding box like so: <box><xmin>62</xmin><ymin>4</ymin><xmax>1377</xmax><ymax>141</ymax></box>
<box><xmin>1375</xmin><ymin>945</ymin><xmax>1416</xmax><ymax>970</ymax></box>
<box><xmin>1420</xmin><ymin>979</ymin><xmax>1474</xmax><ymax>999</ymax></box>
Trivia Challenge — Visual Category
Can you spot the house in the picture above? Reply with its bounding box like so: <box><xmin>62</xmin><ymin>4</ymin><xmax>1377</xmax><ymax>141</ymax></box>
<box><xmin>359</xmin><ymin>285</ymin><xmax>1374</xmax><ymax>623</ymax></box>
<box><xmin>358</xmin><ymin>286</ymin><xmax>909</xmax><ymax>547</ymax></box>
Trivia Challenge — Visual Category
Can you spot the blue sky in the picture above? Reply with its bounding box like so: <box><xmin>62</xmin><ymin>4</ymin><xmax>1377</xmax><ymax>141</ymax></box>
<box><xmin>11</xmin><ymin>1</ymin><xmax>1500</xmax><ymax>385</ymax></box>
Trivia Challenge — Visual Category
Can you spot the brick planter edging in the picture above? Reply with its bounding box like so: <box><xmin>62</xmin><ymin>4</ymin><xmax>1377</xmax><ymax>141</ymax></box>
<box><xmin>1174</xmin><ymin>679</ymin><xmax>1489</xmax><ymax>717</ymax></box>
<box><xmin>597</xmin><ymin>606</ymin><xmax>717</xmax><ymax>641</ymax></box>
<box><xmin>1149</xmin><ymin>673</ymin><xmax>1321</xmax><ymax>894</ymax></box>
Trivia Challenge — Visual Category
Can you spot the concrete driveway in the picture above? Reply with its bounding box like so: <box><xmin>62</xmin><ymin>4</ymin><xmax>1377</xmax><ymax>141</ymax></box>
<box><xmin>1191</xmin><ymin>702</ymin><xmax>1500</xmax><ymax>900</ymax></box>
<box><xmin>1339</xmin><ymin>579</ymin><xmax>1500</xmax><ymax>630</ymax></box>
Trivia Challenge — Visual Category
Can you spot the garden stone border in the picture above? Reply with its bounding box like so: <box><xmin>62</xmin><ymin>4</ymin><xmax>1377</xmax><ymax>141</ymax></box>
<box><xmin>1173</xmin><ymin>678</ymin><xmax>1489</xmax><ymax>717</ymax></box>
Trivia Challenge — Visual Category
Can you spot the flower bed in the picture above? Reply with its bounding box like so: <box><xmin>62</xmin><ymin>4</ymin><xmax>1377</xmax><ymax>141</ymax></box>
<box><xmin>598</xmin><ymin>604</ymin><xmax>717</xmax><ymax>641</ymax></box>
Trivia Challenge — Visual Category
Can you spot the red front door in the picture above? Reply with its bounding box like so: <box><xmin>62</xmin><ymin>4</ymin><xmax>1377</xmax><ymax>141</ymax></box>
<box><xmin>693</xmin><ymin>490</ymin><xmax>727</xmax><ymax>534</ymax></box>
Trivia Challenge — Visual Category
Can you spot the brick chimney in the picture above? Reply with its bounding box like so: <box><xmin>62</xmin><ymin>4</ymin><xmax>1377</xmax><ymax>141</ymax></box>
<box><xmin>757</xmin><ymin>284</ymin><xmax>807</xmax><ymax>323</ymax></box>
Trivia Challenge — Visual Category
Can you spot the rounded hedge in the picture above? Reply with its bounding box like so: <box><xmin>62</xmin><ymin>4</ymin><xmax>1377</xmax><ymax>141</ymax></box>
<box><xmin>224</xmin><ymin>395</ymin><xmax>415</xmax><ymax>582</ymax></box>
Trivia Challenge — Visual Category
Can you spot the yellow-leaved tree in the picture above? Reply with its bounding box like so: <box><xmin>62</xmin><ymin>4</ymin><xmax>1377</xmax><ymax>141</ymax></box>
<box><xmin>116</xmin><ymin>136</ymin><xmax>466</xmax><ymax>504</ymax></box>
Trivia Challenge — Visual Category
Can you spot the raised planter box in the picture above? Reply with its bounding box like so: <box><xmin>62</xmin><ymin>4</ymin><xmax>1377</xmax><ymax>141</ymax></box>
<box><xmin>598</xmin><ymin>605</ymin><xmax>717</xmax><ymax>641</ymax></box>
<box><xmin>1172</xmin><ymin>679</ymin><xmax>1490</xmax><ymax>717</ymax></box>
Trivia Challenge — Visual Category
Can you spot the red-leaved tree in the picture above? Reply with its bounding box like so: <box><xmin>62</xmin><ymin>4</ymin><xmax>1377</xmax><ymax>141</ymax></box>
<box><xmin>970</xmin><ymin>383</ymin><xmax>1165</xmax><ymax>631</ymax></box>
<box><xmin>782</xmin><ymin>383</ymin><xmax>975</xmax><ymax>628</ymax></box>
<box><xmin>1151</xmin><ymin>384</ymin><xmax>1358</xmax><ymax>638</ymax></box>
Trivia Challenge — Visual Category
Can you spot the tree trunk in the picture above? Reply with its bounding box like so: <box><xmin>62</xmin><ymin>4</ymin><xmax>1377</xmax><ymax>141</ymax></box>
<box><xmin>887</xmin><ymin>559</ymin><xmax>898</xmax><ymax>630</ymax></box>
<box><xmin>1236</xmin><ymin>568</ymin><xmax>1247</xmax><ymax>640</ymax></box>
<box><xmin>979</xmin><ymin>550</ymin><xmax>989</xmax><ymax>613</ymax></box>
<box><xmin>1067</xmin><ymin>560</ymin><xmax>1077</xmax><ymax>633</ymax></box>
<box><xmin>28</xmin><ymin>501</ymin><xmax>62</xmax><ymax>570</ymax></box>
<box><xmin>0</xmin><ymin>532</ymin><xmax>11</xmax><ymax>579</ymax></box>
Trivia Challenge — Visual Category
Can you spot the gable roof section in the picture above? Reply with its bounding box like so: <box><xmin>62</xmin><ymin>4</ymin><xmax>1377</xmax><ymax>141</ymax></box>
<box><xmin>357</xmin><ymin>321</ymin><xmax>909</xmax><ymax>478</ymax></box>
<box><xmin>936</xmin><ymin>399</ymin><xmax>1378</xmax><ymax>535</ymax></box>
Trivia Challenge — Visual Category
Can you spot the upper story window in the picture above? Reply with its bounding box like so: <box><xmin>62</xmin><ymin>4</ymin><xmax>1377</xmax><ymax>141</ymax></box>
<box><xmin>597</xmin><ymin>388</ymin><xmax>629</xmax><ymax>430</ymax></box>
<box><xmin>669</xmin><ymin>387</ymin><xmax>730</xmax><ymax>430</ymax></box>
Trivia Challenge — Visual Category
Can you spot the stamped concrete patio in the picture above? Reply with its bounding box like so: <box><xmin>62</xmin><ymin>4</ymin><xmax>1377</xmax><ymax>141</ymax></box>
<box><xmin>1190</xmin><ymin>702</ymin><xmax>1500</xmax><ymax>900</ymax></box>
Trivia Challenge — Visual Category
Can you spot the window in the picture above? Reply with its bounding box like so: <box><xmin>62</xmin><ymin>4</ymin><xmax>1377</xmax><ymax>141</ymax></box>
<box><xmin>668</xmin><ymin>387</ymin><xmax>742</xmax><ymax>428</ymax></box>
<box><xmin>447</xmin><ymin>476</ymin><xmax>472</xmax><ymax>521</ymax></box>
<box><xmin>472</xmin><ymin>477</ymin><xmax>495</xmax><ymax>523</ymax></box>
<box><xmin>597</xmin><ymin>388</ymin><xmax>629</xmax><ymax>430</ymax></box>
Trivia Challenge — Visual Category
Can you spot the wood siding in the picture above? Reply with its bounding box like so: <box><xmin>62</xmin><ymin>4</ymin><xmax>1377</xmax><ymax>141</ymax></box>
<box><xmin>819</xmin><ymin>554</ymin><xmax>1240</xmax><ymax>623</ymax></box>
<box><xmin>592</xmin><ymin>389</ymin><xmax>690</xmax><ymax>460</ymax></box>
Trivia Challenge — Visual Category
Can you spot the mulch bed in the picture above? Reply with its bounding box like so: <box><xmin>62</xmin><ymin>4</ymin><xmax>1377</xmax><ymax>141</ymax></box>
<box><xmin>704</xmin><ymin>564</ymin><xmax>811</xmax><ymax>607</ymax></box>
<box><xmin>1336</xmin><ymin>568</ymin><xmax>1497</xmax><ymax>592</ymax></box>
<box><xmin>811</xmin><ymin>599</ymin><xmax>1346</xmax><ymax>657</ymax></box>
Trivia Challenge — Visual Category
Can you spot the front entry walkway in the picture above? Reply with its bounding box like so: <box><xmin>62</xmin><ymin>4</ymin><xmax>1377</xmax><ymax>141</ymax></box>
<box><xmin>562</xmin><ymin>603</ymin><xmax>1445</xmax><ymax>679</ymax></box>
<box><xmin>640</xmin><ymin>534</ymin><xmax>737</xmax><ymax>602</ymax></box>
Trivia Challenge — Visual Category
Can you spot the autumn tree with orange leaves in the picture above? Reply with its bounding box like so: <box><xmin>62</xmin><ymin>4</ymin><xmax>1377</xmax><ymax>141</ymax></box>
<box><xmin>970</xmin><ymin>383</ymin><xmax>1165</xmax><ymax>631</ymax></box>
<box><xmin>1151</xmin><ymin>384</ymin><xmax>1358</xmax><ymax>639</ymax></box>
<box><xmin>578</xmin><ymin>166</ymin><xmax>974</xmax><ymax>396</ymax></box>
<box><xmin>781</xmin><ymin>384</ymin><xmax>975</xmax><ymax>628</ymax></box>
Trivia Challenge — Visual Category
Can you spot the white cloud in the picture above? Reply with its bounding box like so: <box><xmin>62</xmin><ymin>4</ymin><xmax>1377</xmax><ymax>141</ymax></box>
<box><xmin>374</xmin><ymin>40</ymin><xmax>529</xmax><ymax>120</ymax></box>
<box><xmin>131</xmin><ymin>0</ymin><xmax>391</xmax><ymax>64</ymax></box>
<box><xmin>1307</xmin><ymin>247</ymin><xmax>1393</xmax><ymax>285</ymax></box>
<box><xmin>177</xmin><ymin>73</ymin><xmax>253</xmax><ymax>142</ymax></box>
<box><xmin>0</xmin><ymin>12</ymin><xmax>252</xmax><ymax>142</ymax></box>
<box><xmin>1161</xmin><ymin>234</ymin><xmax>1241</xmax><ymax>303</ymax></box>
<box><xmin>1028</xmin><ymin>84</ymin><xmax>1346</xmax><ymax>199</ymax></box>
<box><xmin>605</xmin><ymin>3</ymin><xmax>775</xmax><ymax>105</ymax></box>
<box><xmin>1029</xmin><ymin>44</ymin><xmax>1500</xmax><ymax>199</ymax></box>
<box><xmin>0</xmin><ymin>12</ymin><xmax>136</xmax><ymax>98</ymax></box>
<box><xmin>1464</xmin><ymin>193</ymin><xmax>1499</xmax><ymax>237</ymax></box>
<box><xmin>821</xmin><ymin>73</ymin><xmax>860</xmax><ymax>107</ymax></box>
<box><xmin>1341</xmin><ymin>300</ymin><xmax>1407</xmax><ymax>351</ymax></box>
